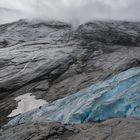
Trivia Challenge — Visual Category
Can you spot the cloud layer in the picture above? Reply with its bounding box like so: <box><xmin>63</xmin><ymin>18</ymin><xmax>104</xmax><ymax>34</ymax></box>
<box><xmin>0</xmin><ymin>0</ymin><xmax>140</xmax><ymax>24</ymax></box>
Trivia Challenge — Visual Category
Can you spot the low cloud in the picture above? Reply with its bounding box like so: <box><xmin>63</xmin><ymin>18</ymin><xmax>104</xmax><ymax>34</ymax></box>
<box><xmin>0</xmin><ymin>0</ymin><xmax>140</xmax><ymax>25</ymax></box>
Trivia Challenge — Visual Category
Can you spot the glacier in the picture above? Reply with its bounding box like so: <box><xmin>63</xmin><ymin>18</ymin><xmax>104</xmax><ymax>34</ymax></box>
<box><xmin>7</xmin><ymin>67</ymin><xmax>140</xmax><ymax>126</ymax></box>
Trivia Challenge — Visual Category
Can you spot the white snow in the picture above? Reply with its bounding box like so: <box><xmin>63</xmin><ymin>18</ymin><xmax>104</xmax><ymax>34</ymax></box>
<box><xmin>8</xmin><ymin>93</ymin><xmax>48</xmax><ymax>117</ymax></box>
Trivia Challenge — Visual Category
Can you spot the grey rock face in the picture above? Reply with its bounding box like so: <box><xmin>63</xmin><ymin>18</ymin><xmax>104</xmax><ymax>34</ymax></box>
<box><xmin>0</xmin><ymin>20</ymin><xmax>77</xmax><ymax>125</ymax></box>
<box><xmin>1</xmin><ymin>118</ymin><xmax>140</xmax><ymax>140</ymax></box>
<box><xmin>77</xmin><ymin>21</ymin><xmax>140</xmax><ymax>46</ymax></box>
<box><xmin>0</xmin><ymin>20</ymin><xmax>140</xmax><ymax>139</ymax></box>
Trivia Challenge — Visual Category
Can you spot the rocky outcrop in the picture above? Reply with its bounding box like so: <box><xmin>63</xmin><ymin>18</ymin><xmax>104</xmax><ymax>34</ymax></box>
<box><xmin>0</xmin><ymin>20</ymin><xmax>140</xmax><ymax>139</ymax></box>
<box><xmin>1</xmin><ymin>118</ymin><xmax>140</xmax><ymax>140</ymax></box>
<box><xmin>77</xmin><ymin>21</ymin><xmax>140</xmax><ymax>46</ymax></box>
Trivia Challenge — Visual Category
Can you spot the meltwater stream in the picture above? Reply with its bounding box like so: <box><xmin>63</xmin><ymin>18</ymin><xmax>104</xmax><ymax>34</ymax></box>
<box><xmin>7</xmin><ymin>67</ymin><xmax>140</xmax><ymax>126</ymax></box>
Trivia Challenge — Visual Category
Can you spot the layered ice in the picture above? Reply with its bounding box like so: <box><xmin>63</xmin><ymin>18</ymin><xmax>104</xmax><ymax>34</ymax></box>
<box><xmin>7</xmin><ymin>67</ymin><xmax>140</xmax><ymax>126</ymax></box>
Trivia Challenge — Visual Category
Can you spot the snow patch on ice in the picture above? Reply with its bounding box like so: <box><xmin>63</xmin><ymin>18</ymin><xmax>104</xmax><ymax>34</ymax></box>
<box><xmin>8</xmin><ymin>93</ymin><xmax>48</xmax><ymax>117</ymax></box>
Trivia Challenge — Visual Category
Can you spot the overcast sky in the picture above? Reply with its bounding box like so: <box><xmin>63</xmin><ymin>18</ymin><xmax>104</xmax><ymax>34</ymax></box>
<box><xmin>0</xmin><ymin>0</ymin><xmax>140</xmax><ymax>24</ymax></box>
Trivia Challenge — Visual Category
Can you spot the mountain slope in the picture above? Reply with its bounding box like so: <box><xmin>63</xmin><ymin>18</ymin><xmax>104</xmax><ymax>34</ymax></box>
<box><xmin>0</xmin><ymin>20</ymin><xmax>140</xmax><ymax>140</ymax></box>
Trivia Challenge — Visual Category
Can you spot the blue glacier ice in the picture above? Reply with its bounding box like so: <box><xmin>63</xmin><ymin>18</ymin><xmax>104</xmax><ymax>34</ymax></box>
<box><xmin>7</xmin><ymin>67</ymin><xmax>140</xmax><ymax>126</ymax></box>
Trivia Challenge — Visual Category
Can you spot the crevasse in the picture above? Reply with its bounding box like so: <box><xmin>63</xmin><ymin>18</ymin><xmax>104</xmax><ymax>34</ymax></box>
<box><xmin>7</xmin><ymin>67</ymin><xmax>140</xmax><ymax>126</ymax></box>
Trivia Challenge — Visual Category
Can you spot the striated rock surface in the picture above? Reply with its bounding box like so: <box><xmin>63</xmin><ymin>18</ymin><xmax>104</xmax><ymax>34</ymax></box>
<box><xmin>0</xmin><ymin>19</ymin><xmax>140</xmax><ymax>139</ymax></box>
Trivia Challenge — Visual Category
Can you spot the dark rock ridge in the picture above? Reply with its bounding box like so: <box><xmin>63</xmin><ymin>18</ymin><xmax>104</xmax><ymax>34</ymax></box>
<box><xmin>77</xmin><ymin>21</ymin><xmax>140</xmax><ymax>46</ymax></box>
<box><xmin>0</xmin><ymin>19</ymin><xmax>140</xmax><ymax>139</ymax></box>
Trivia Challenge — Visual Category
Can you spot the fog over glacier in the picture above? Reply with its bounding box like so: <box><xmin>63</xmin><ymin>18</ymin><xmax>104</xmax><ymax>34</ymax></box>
<box><xmin>0</xmin><ymin>0</ymin><xmax>140</xmax><ymax>24</ymax></box>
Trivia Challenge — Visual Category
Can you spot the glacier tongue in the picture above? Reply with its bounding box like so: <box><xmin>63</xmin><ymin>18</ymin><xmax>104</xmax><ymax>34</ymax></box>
<box><xmin>7</xmin><ymin>67</ymin><xmax>140</xmax><ymax>126</ymax></box>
